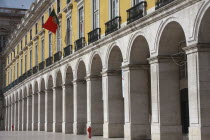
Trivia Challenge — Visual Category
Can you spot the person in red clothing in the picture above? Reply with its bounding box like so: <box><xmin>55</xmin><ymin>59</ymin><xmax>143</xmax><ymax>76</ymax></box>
<box><xmin>87</xmin><ymin>126</ymin><xmax>92</xmax><ymax>139</ymax></box>
<box><xmin>12</xmin><ymin>125</ymin><xmax>14</xmax><ymax>131</ymax></box>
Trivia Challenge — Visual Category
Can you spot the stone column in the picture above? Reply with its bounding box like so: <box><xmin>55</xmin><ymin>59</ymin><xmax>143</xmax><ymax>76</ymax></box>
<box><xmin>45</xmin><ymin>89</ymin><xmax>53</xmax><ymax>132</ymax></box>
<box><xmin>5</xmin><ymin>105</ymin><xmax>8</xmax><ymax>131</ymax></box>
<box><xmin>38</xmin><ymin>91</ymin><xmax>45</xmax><ymax>131</ymax></box>
<box><xmin>22</xmin><ymin>97</ymin><xmax>27</xmax><ymax>131</ymax></box>
<box><xmin>8</xmin><ymin>105</ymin><xmax>10</xmax><ymax>131</ymax></box>
<box><xmin>18</xmin><ymin>100</ymin><xmax>22</xmax><ymax>131</ymax></box>
<box><xmin>27</xmin><ymin>95</ymin><xmax>32</xmax><ymax>131</ymax></box>
<box><xmin>14</xmin><ymin>100</ymin><xmax>18</xmax><ymax>131</ymax></box>
<box><xmin>53</xmin><ymin>86</ymin><xmax>62</xmax><ymax>132</ymax></box>
<box><xmin>184</xmin><ymin>44</ymin><xmax>210</xmax><ymax>140</ymax></box>
<box><xmin>86</xmin><ymin>75</ymin><xmax>103</xmax><ymax>136</ymax></box>
<box><xmin>122</xmin><ymin>64</ymin><xmax>151</xmax><ymax>140</ymax></box>
<box><xmin>32</xmin><ymin>93</ymin><xmax>38</xmax><ymax>131</ymax></box>
<box><xmin>148</xmin><ymin>56</ymin><xmax>182</xmax><ymax>140</ymax></box>
<box><xmin>102</xmin><ymin>70</ymin><xmax>124</xmax><ymax>138</ymax></box>
<box><xmin>62</xmin><ymin>84</ymin><xmax>73</xmax><ymax>134</ymax></box>
<box><xmin>11</xmin><ymin>102</ymin><xmax>14</xmax><ymax>131</ymax></box>
<box><xmin>73</xmin><ymin>79</ymin><xmax>87</xmax><ymax>134</ymax></box>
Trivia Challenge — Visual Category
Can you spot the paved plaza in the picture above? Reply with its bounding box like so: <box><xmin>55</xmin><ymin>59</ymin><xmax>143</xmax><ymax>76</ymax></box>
<box><xmin>0</xmin><ymin>131</ymin><xmax>124</xmax><ymax>140</ymax></box>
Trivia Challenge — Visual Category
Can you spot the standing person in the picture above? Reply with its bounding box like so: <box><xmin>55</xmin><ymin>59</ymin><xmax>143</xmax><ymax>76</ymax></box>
<box><xmin>87</xmin><ymin>126</ymin><xmax>92</xmax><ymax>139</ymax></box>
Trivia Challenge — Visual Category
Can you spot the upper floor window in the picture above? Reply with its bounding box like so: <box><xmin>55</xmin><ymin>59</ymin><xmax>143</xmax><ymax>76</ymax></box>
<box><xmin>25</xmin><ymin>55</ymin><xmax>27</xmax><ymax>72</ymax></box>
<box><xmin>57</xmin><ymin>24</ymin><xmax>61</xmax><ymax>52</ymax></box>
<box><xmin>21</xmin><ymin>40</ymin><xmax>23</xmax><ymax>50</ymax></box>
<box><xmin>110</xmin><ymin>0</ymin><xmax>119</xmax><ymax>19</ymax></box>
<box><xmin>49</xmin><ymin>7</ymin><xmax>52</xmax><ymax>15</ymax></box>
<box><xmin>41</xmin><ymin>39</ymin><xmax>45</xmax><ymax>61</ymax></box>
<box><xmin>41</xmin><ymin>16</ymin><xmax>44</xmax><ymax>26</ymax></box>
<box><xmin>57</xmin><ymin>0</ymin><xmax>61</xmax><ymax>13</ymax></box>
<box><xmin>0</xmin><ymin>35</ymin><xmax>6</xmax><ymax>49</ymax></box>
<box><xmin>79</xmin><ymin>7</ymin><xmax>84</xmax><ymax>38</ymax></box>
<box><xmin>35</xmin><ymin>45</ymin><xmax>38</xmax><ymax>65</ymax></box>
<box><xmin>67</xmin><ymin>17</ymin><xmax>72</xmax><ymax>45</ymax></box>
<box><xmin>93</xmin><ymin>0</ymin><xmax>99</xmax><ymax>29</ymax></box>
<box><xmin>30</xmin><ymin>29</ymin><xmax>32</xmax><ymax>40</ymax></box>
<box><xmin>35</xmin><ymin>23</ymin><xmax>38</xmax><ymax>34</ymax></box>
<box><xmin>17</xmin><ymin>62</ymin><xmax>19</xmax><ymax>78</ymax></box>
<box><xmin>20</xmin><ymin>58</ymin><xmax>22</xmax><ymax>75</ymax></box>
<box><xmin>30</xmin><ymin>50</ymin><xmax>32</xmax><ymax>69</ymax></box>
<box><xmin>25</xmin><ymin>35</ymin><xmax>27</xmax><ymax>46</ymax></box>
<box><xmin>67</xmin><ymin>0</ymin><xmax>70</xmax><ymax>4</ymax></box>
<box><xmin>133</xmin><ymin>0</ymin><xmax>142</xmax><ymax>5</ymax></box>
<box><xmin>49</xmin><ymin>33</ymin><xmax>52</xmax><ymax>57</ymax></box>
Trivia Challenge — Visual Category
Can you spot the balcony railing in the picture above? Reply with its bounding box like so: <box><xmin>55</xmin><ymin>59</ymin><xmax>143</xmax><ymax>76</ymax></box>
<box><xmin>155</xmin><ymin>0</ymin><xmax>174</xmax><ymax>10</ymax></box>
<box><xmin>27</xmin><ymin>69</ymin><xmax>33</xmax><ymax>78</ymax></box>
<box><xmin>127</xmin><ymin>2</ymin><xmax>147</xmax><ymax>24</ymax></box>
<box><xmin>75</xmin><ymin>37</ymin><xmax>86</xmax><ymax>51</ymax></box>
<box><xmin>39</xmin><ymin>61</ymin><xmax>45</xmax><ymax>71</ymax></box>
<box><xmin>54</xmin><ymin>51</ymin><xmax>62</xmax><ymax>63</ymax></box>
<box><xmin>105</xmin><ymin>16</ymin><xmax>121</xmax><ymax>36</ymax></box>
<box><xmin>63</xmin><ymin>45</ymin><xmax>72</xmax><ymax>57</ymax></box>
<box><xmin>33</xmin><ymin>66</ymin><xmax>39</xmax><ymax>74</ymax></box>
<box><xmin>88</xmin><ymin>28</ymin><xmax>101</xmax><ymax>44</ymax></box>
<box><xmin>46</xmin><ymin>57</ymin><xmax>53</xmax><ymax>67</ymax></box>
<box><xmin>23</xmin><ymin>73</ymin><xmax>27</xmax><ymax>80</ymax></box>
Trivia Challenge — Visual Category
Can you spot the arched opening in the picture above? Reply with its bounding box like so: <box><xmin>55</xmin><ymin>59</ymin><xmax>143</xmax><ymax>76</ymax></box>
<box><xmin>27</xmin><ymin>85</ymin><xmax>32</xmax><ymax>131</ymax></box>
<box><xmin>22</xmin><ymin>87</ymin><xmax>27</xmax><ymax>131</ymax></box>
<box><xmin>106</xmin><ymin>46</ymin><xmax>124</xmax><ymax>138</ymax></box>
<box><xmin>74</xmin><ymin>60</ymin><xmax>87</xmax><ymax>134</ymax></box>
<box><xmin>158</xmin><ymin>21</ymin><xmax>188</xmax><ymax>139</ymax></box>
<box><xmin>18</xmin><ymin>90</ymin><xmax>22</xmax><ymax>131</ymax></box>
<box><xmin>15</xmin><ymin>92</ymin><xmax>19</xmax><ymax>131</ymax></box>
<box><xmin>11</xmin><ymin>94</ymin><xmax>15</xmax><ymax>130</ymax></box>
<box><xmin>89</xmin><ymin>54</ymin><xmax>103</xmax><ymax>136</ymax></box>
<box><xmin>38</xmin><ymin>78</ymin><xmax>45</xmax><ymax>131</ymax></box>
<box><xmin>53</xmin><ymin>70</ymin><xmax>63</xmax><ymax>132</ymax></box>
<box><xmin>46</xmin><ymin>75</ymin><xmax>53</xmax><ymax>132</ymax></box>
<box><xmin>64</xmin><ymin>66</ymin><xmax>74</xmax><ymax>133</ymax></box>
<box><xmin>127</xmin><ymin>35</ymin><xmax>151</xmax><ymax>139</ymax></box>
<box><xmin>33</xmin><ymin>82</ymin><xmax>39</xmax><ymax>131</ymax></box>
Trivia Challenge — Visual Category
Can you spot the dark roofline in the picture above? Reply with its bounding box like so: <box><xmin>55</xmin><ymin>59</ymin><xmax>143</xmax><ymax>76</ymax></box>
<box><xmin>0</xmin><ymin>7</ymin><xmax>28</xmax><ymax>11</ymax></box>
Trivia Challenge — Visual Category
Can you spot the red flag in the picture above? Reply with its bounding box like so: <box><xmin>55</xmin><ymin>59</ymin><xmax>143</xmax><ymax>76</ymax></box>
<box><xmin>43</xmin><ymin>9</ymin><xmax>59</xmax><ymax>34</ymax></box>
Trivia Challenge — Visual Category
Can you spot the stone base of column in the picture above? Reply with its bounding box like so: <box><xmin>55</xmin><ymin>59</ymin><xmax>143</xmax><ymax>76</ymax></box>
<box><xmin>87</xmin><ymin>122</ymin><xmax>103</xmax><ymax>136</ymax></box>
<box><xmin>27</xmin><ymin>123</ymin><xmax>32</xmax><ymax>131</ymax></box>
<box><xmin>38</xmin><ymin>122</ymin><xmax>45</xmax><ymax>131</ymax></box>
<box><xmin>22</xmin><ymin>124</ymin><xmax>26</xmax><ymax>131</ymax></box>
<box><xmin>151</xmin><ymin>124</ymin><xmax>182</xmax><ymax>140</ymax></box>
<box><xmin>18</xmin><ymin>123</ymin><xmax>21</xmax><ymax>131</ymax></box>
<box><xmin>103</xmin><ymin>122</ymin><xmax>124</xmax><ymax>138</ymax></box>
<box><xmin>45</xmin><ymin>122</ymin><xmax>53</xmax><ymax>132</ymax></box>
<box><xmin>124</xmin><ymin>123</ymin><xmax>151</xmax><ymax>140</ymax></box>
<box><xmin>14</xmin><ymin>124</ymin><xmax>18</xmax><ymax>131</ymax></box>
<box><xmin>73</xmin><ymin>122</ymin><xmax>87</xmax><ymax>134</ymax></box>
<box><xmin>189</xmin><ymin>126</ymin><xmax>210</xmax><ymax>140</ymax></box>
<box><xmin>53</xmin><ymin>122</ymin><xmax>62</xmax><ymax>132</ymax></box>
<box><xmin>62</xmin><ymin>122</ymin><xmax>73</xmax><ymax>134</ymax></box>
<box><xmin>32</xmin><ymin>122</ymin><xmax>38</xmax><ymax>131</ymax></box>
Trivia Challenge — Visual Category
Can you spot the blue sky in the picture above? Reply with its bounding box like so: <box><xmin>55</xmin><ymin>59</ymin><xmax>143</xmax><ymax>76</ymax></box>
<box><xmin>0</xmin><ymin>0</ymin><xmax>35</xmax><ymax>9</ymax></box>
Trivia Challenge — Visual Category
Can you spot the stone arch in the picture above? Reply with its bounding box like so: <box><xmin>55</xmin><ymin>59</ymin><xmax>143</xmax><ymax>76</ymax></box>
<box><xmin>154</xmin><ymin>20</ymin><xmax>188</xmax><ymax>138</ymax></box>
<box><xmin>126</xmin><ymin>34</ymin><xmax>151</xmax><ymax>140</ymax></box>
<box><xmin>105</xmin><ymin>45</ymin><xmax>124</xmax><ymax>138</ymax></box>
<box><xmin>55</xmin><ymin>69</ymin><xmax>63</xmax><ymax>87</ymax></box>
<box><xmin>32</xmin><ymin>81</ymin><xmax>39</xmax><ymax>131</ymax></box>
<box><xmin>63</xmin><ymin>65</ymin><xmax>74</xmax><ymax>133</ymax></box>
<box><xmin>74</xmin><ymin>59</ymin><xmax>87</xmax><ymax>134</ymax></box>
<box><xmin>89</xmin><ymin>53</ymin><xmax>104</xmax><ymax>136</ymax></box>
<box><xmin>27</xmin><ymin>84</ymin><xmax>33</xmax><ymax>131</ymax></box>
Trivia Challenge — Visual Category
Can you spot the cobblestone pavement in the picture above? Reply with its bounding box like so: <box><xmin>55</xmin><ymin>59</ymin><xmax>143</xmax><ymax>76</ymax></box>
<box><xmin>0</xmin><ymin>131</ymin><xmax>124</xmax><ymax>140</ymax></box>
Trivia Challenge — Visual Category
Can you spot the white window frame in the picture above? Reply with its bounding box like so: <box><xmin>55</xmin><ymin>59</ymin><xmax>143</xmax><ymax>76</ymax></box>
<box><xmin>41</xmin><ymin>37</ymin><xmax>45</xmax><ymax>61</ymax></box>
<box><xmin>66</xmin><ymin>16</ymin><xmax>72</xmax><ymax>45</ymax></box>
<box><xmin>92</xmin><ymin>0</ymin><xmax>100</xmax><ymax>29</ymax></box>
<box><xmin>109</xmin><ymin>0</ymin><xmax>119</xmax><ymax>19</ymax></box>
<box><xmin>35</xmin><ymin>43</ymin><xmax>38</xmax><ymax>66</ymax></box>
<box><xmin>56</xmin><ymin>23</ymin><xmax>61</xmax><ymax>52</ymax></box>
<box><xmin>77</xmin><ymin>1</ymin><xmax>84</xmax><ymax>39</ymax></box>
<box><xmin>49</xmin><ymin>33</ymin><xmax>52</xmax><ymax>57</ymax></box>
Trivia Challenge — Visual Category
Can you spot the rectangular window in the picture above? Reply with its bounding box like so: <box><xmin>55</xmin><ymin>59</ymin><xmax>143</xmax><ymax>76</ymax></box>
<box><xmin>30</xmin><ymin>29</ymin><xmax>32</xmax><ymax>40</ymax></box>
<box><xmin>35</xmin><ymin>45</ymin><xmax>38</xmax><ymax>65</ymax></box>
<box><xmin>49</xmin><ymin>33</ymin><xmax>52</xmax><ymax>57</ymax></box>
<box><xmin>10</xmin><ymin>69</ymin><xmax>12</xmax><ymax>83</ymax></box>
<box><xmin>30</xmin><ymin>50</ymin><xmax>32</xmax><ymax>69</ymax></box>
<box><xmin>14</xmin><ymin>65</ymin><xmax>15</xmax><ymax>80</ymax></box>
<box><xmin>41</xmin><ymin>16</ymin><xmax>44</xmax><ymax>26</ymax></box>
<box><xmin>134</xmin><ymin>0</ymin><xmax>142</xmax><ymax>5</ymax></box>
<box><xmin>35</xmin><ymin>23</ymin><xmax>38</xmax><ymax>34</ymax></box>
<box><xmin>0</xmin><ymin>35</ymin><xmax>6</xmax><ymax>49</ymax></box>
<box><xmin>67</xmin><ymin>17</ymin><xmax>72</xmax><ymax>45</ymax></box>
<box><xmin>25</xmin><ymin>35</ymin><xmax>27</xmax><ymax>46</ymax></box>
<box><xmin>57</xmin><ymin>25</ymin><xmax>61</xmax><ymax>51</ymax></box>
<box><xmin>17</xmin><ymin>62</ymin><xmax>19</xmax><ymax>78</ymax></box>
<box><xmin>21</xmin><ymin>40</ymin><xmax>23</xmax><ymax>50</ymax></box>
<box><xmin>93</xmin><ymin>0</ymin><xmax>99</xmax><ymax>29</ymax></box>
<box><xmin>111</xmin><ymin>0</ymin><xmax>119</xmax><ymax>19</ymax></box>
<box><xmin>49</xmin><ymin>7</ymin><xmax>52</xmax><ymax>15</ymax></box>
<box><xmin>41</xmin><ymin>39</ymin><xmax>45</xmax><ymax>61</ymax></box>
<box><xmin>20</xmin><ymin>59</ymin><xmax>22</xmax><ymax>75</ymax></box>
<box><xmin>25</xmin><ymin>55</ymin><xmax>27</xmax><ymax>72</ymax></box>
<box><xmin>57</xmin><ymin>0</ymin><xmax>60</xmax><ymax>13</ymax></box>
<box><xmin>17</xmin><ymin>45</ymin><xmax>19</xmax><ymax>54</ymax></box>
<box><xmin>79</xmin><ymin>7</ymin><xmax>84</xmax><ymax>38</ymax></box>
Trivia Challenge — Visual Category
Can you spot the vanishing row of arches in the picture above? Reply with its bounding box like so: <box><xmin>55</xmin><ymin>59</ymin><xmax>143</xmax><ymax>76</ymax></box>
<box><xmin>5</xmin><ymin>4</ymin><xmax>210</xmax><ymax>140</ymax></box>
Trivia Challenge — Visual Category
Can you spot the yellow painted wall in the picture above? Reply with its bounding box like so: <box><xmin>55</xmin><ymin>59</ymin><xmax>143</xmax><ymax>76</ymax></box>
<box><xmin>5</xmin><ymin>0</ymin><xmax>155</xmax><ymax>86</ymax></box>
